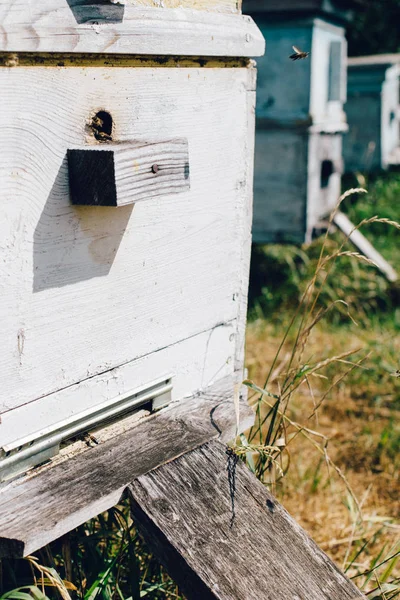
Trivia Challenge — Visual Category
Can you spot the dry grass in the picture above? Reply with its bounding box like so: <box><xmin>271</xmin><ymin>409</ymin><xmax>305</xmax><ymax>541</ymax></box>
<box><xmin>245</xmin><ymin>317</ymin><xmax>400</xmax><ymax>593</ymax></box>
<box><xmin>237</xmin><ymin>186</ymin><xmax>400</xmax><ymax>597</ymax></box>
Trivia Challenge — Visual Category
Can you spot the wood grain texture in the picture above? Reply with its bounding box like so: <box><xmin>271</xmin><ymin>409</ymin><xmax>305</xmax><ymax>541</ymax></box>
<box><xmin>126</xmin><ymin>0</ymin><xmax>240</xmax><ymax>13</ymax></box>
<box><xmin>0</xmin><ymin>66</ymin><xmax>253</xmax><ymax>421</ymax></box>
<box><xmin>129</xmin><ymin>441</ymin><xmax>366</xmax><ymax>600</ymax></box>
<box><xmin>0</xmin><ymin>3</ymin><xmax>265</xmax><ymax>57</ymax></box>
<box><xmin>0</xmin><ymin>378</ymin><xmax>254</xmax><ymax>558</ymax></box>
<box><xmin>0</xmin><ymin>324</ymin><xmax>236</xmax><ymax>450</ymax></box>
<box><xmin>68</xmin><ymin>140</ymin><xmax>190</xmax><ymax>206</ymax></box>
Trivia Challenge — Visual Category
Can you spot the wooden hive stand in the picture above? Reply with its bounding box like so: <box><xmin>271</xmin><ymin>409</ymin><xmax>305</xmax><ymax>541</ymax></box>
<box><xmin>0</xmin><ymin>380</ymin><xmax>365</xmax><ymax>599</ymax></box>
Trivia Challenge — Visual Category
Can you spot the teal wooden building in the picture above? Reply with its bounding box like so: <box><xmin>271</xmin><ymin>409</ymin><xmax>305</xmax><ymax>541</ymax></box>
<box><xmin>243</xmin><ymin>0</ymin><xmax>356</xmax><ymax>243</ymax></box>
<box><xmin>344</xmin><ymin>54</ymin><xmax>400</xmax><ymax>173</ymax></box>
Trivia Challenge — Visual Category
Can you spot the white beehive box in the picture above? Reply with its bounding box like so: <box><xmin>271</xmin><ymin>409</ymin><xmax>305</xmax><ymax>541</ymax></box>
<box><xmin>243</xmin><ymin>0</ymin><xmax>354</xmax><ymax>243</ymax></box>
<box><xmin>0</xmin><ymin>0</ymin><xmax>264</xmax><ymax>482</ymax></box>
<box><xmin>344</xmin><ymin>54</ymin><xmax>400</xmax><ymax>172</ymax></box>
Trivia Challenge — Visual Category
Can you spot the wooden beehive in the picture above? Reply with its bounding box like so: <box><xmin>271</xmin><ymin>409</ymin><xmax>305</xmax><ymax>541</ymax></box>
<box><xmin>0</xmin><ymin>0</ymin><xmax>264</xmax><ymax>483</ymax></box>
<box><xmin>344</xmin><ymin>54</ymin><xmax>400</xmax><ymax>172</ymax></box>
<box><xmin>243</xmin><ymin>0</ymin><xmax>355</xmax><ymax>243</ymax></box>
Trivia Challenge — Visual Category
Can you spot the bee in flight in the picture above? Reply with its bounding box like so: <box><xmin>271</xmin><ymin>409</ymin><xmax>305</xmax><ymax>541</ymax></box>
<box><xmin>289</xmin><ymin>46</ymin><xmax>310</xmax><ymax>61</ymax></box>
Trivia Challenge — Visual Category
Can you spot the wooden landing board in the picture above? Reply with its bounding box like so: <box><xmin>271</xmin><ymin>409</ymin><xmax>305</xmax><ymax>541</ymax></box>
<box><xmin>129</xmin><ymin>441</ymin><xmax>365</xmax><ymax>600</ymax></box>
<box><xmin>0</xmin><ymin>379</ymin><xmax>253</xmax><ymax>558</ymax></box>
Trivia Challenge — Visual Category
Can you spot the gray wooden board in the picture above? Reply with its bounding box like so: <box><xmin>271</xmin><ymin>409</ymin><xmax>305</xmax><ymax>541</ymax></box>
<box><xmin>0</xmin><ymin>378</ymin><xmax>253</xmax><ymax>558</ymax></box>
<box><xmin>128</xmin><ymin>441</ymin><xmax>365</xmax><ymax>600</ymax></box>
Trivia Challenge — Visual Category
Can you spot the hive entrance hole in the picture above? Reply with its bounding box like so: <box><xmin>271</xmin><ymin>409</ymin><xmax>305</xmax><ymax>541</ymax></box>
<box><xmin>91</xmin><ymin>110</ymin><xmax>113</xmax><ymax>141</ymax></box>
<box><xmin>320</xmin><ymin>159</ymin><xmax>334</xmax><ymax>189</ymax></box>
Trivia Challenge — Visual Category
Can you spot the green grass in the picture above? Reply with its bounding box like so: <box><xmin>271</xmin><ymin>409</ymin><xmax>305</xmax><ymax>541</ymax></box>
<box><xmin>342</xmin><ymin>172</ymin><xmax>400</xmax><ymax>266</ymax></box>
<box><xmin>242</xmin><ymin>175</ymin><xmax>400</xmax><ymax>598</ymax></box>
<box><xmin>0</xmin><ymin>503</ymin><xmax>183</xmax><ymax>600</ymax></box>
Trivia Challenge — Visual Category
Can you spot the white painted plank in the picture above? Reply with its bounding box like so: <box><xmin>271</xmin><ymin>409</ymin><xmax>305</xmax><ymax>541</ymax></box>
<box><xmin>310</xmin><ymin>20</ymin><xmax>347</xmax><ymax>131</ymax></box>
<box><xmin>0</xmin><ymin>3</ymin><xmax>265</xmax><ymax>57</ymax></box>
<box><xmin>0</xmin><ymin>324</ymin><xmax>236</xmax><ymax>448</ymax></box>
<box><xmin>333</xmin><ymin>211</ymin><xmax>398</xmax><ymax>282</ymax></box>
<box><xmin>0</xmin><ymin>66</ymin><xmax>254</xmax><ymax>415</ymax></box>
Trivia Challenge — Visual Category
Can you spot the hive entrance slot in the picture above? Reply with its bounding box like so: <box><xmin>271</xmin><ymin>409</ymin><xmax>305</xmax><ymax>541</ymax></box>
<box><xmin>320</xmin><ymin>159</ymin><xmax>334</xmax><ymax>189</ymax></box>
<box><xmin>91</xmin><ymin>110</ymin><xmax>113</xmax><ymax>141</ymax></box>
<box><xmin>0</xmin><ymin>377</ymin><xmax>173</xmax><ymax>483</ymax></box>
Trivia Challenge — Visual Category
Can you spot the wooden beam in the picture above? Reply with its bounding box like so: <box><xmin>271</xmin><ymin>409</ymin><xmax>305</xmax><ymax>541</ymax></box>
<box><xmin>0</xmin><ymin>4</ymin><xmax>265</xmax><ymax>57</ymax></box>
<box><xmin>0</xmin><ymin>378</ymin><xmax>253</xmax><ymax>558</ymax></box>
<box><xmin>128</xmin><ymin>441</ymin><xmax>366</xmax><ymax>600</ymax></box>
<box><xmin>68</xmin><ymin>140</ymin><xmax>190</xmax><ymax>206</ymax></box>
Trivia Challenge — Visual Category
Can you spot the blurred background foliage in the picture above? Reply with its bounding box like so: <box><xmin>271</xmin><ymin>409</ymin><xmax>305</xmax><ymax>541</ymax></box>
<box><xmin>347</xmin><ymin>0</ymin><xmax>400</xmax><ymax>57</ymax></box>
<box><xmin>248</xmin><ymin>173</ymin><xmax>400</xmax><ymax>329</ymax></box>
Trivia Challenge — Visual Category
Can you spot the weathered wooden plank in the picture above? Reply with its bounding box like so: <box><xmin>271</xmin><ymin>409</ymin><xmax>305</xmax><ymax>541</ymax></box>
<box><xmin>129</xmin><ymin>440</ymin><xmax>366</xmax><ymax>600</ymax></box>
<box><xmin>0</xmin><ymin>66</ymin><xmax>253</xmax><ymax>419</ymax></box>
<box><xmin>0</xmin><ymin>3</ymin><xmax>264</xmax><ymax>57</ymax></box>
<box><xmin>0</xmin><ymin>378</ymin><xmax>254</xmax><ymax>558</ymax></box>
<box><xmin>68</xmin><ymin>140</ymin><xmax>190</xmax><ymax>206</ymax></box>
